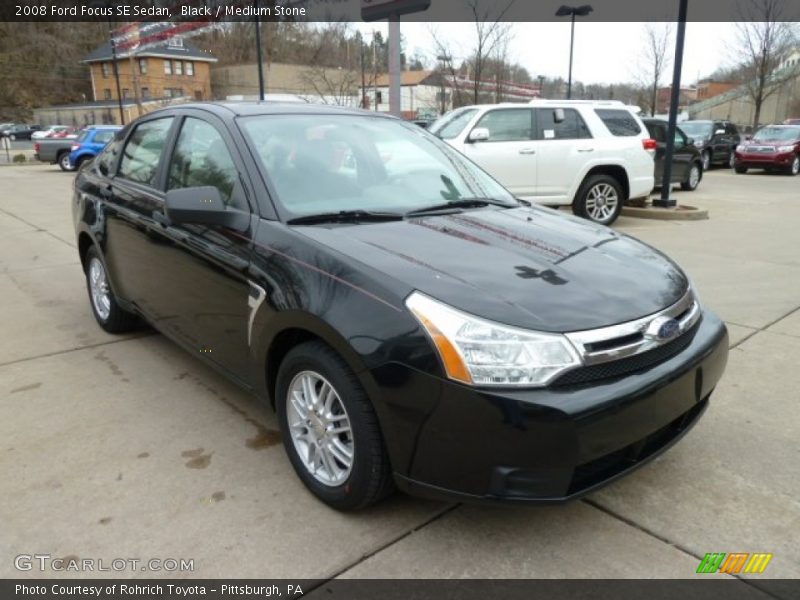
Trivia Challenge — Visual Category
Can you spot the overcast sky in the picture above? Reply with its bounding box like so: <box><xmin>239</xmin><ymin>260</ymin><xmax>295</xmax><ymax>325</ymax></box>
<box><xmin>355</xmin><ymin>22</ymin><xmax>739</xmax><ymax>86</ymax></box>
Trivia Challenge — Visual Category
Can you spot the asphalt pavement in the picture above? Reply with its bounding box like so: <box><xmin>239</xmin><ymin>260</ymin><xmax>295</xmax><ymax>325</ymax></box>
<box><xmin>1</xmin><ymin>164</ymin><xmax>798</xmax><ymax>592</ymax></box>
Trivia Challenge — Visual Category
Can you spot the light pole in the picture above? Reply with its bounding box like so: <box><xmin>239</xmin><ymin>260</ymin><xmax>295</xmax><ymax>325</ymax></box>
<box><xmin>555</xmin><ymin>5</ymin><xmax>593</xmax><ymax>100</ymax></box>
<box><xmin>537</xmin><ymin>75</ymin><xmax>545</xmax><ymax>98</ymax></box>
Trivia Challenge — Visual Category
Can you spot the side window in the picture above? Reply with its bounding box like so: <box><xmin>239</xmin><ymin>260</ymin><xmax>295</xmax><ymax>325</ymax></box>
<box><xmin>118</xmin><ymin>118</ymin><xmax>173</xmax><ymax>186</ymax></box>
<box><xmin>537</xmin><ymin>108</ymin><xmax>592</xmax><ymax>140</ymax></box>
<box><xmin>474</xmin><ymin>109</ymin><xmax>533</xmax><ymax>142</ymax></box>
<box><xmin>674</xmin><ymin>129</ymin><xmax>687</xmax><ymax>147</ymax></box>
<box><xmin>649</xmin><ymin>123</ymin><xmax>666</xmax><ymax>143</ymax></box>
<box><xmin>726</xmin><ymin>123</ymin><xmax>739</xmax><ymax>136</ymax></box>
<box><xmin>167</xmin><ymin>117</ymin><xmax>246</xmax><ymax>210</ymax></box>
<box><xmin>595</xmin><ymin>109</ymin><xmax>641</xmax><ymax>136</ymax></box>
<box><xmin>95</xmin><ymin>133</ymin><xmax>122</xmax><ymax>176</ymax></box>
<box><xmin>94</xmin><ymin>130</ymin><xmax>116</xmax><ymax>145</ymax></box>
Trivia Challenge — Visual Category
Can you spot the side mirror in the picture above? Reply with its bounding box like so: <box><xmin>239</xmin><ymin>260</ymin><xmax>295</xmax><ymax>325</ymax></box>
<box><xmin>468</xmin><ymin>127</ymin><xmax>490</xmax><ymax>142</ymax></box>
<box><xmin>163</xmin><ymin>186</ymin><xmax>249</xmax><ymax>231</ymax></box>
<box><xmin>553</xmin><ymin>108</ymin><xmax>566</xmax><ymax>123</ymax></box>
<box><xmin>714</xmin><ymin>128</ymin><xmax>725</xmax><ymax>135</ymax></box>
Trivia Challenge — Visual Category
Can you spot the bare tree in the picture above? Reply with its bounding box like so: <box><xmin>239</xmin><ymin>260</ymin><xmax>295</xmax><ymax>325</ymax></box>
<box><xmin>733</xmin><ymin>0</ymin><xmax>799</xmax><ymax>128</ymax></box>
<box><xmin>465</xmin><ymin>0</ymin><xmax>516</xmax><ymax>104</ymax></box>
<box><xmin>635</xmin><ymin>24</ymin><xmax>673</xmax><ymax>116</ymax></box>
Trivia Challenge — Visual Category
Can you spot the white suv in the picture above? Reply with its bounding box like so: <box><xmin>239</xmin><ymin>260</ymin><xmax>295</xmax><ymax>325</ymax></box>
<box><xmin>430</xmin><ymin>100</ymin><xmax>655</xmax><ymax>225</ymax></box>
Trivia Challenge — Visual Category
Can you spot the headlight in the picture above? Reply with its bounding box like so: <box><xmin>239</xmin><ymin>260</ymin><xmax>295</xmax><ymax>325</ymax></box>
<box><xmin>777</xmin><ymin>145</ymin><xmax>794</xmax><ymax>153</ymax></box>
<box><xmin>406</xmin><ymin>292</ymin><xmax>582</xmax><ymax>387</ymax></box>
<box><xmin>736</xmin><ymin>144</ymin><xmax>745</xmax><ymax>152</ymax></box>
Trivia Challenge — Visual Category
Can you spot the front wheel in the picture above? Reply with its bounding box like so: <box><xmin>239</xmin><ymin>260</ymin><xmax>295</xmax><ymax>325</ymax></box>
<box><xmin>681</xmin><ymin>163</ymin><xmax>702</xmax><ymax>191</ymax></box>
<box><xmin>276</xmin><ymin>341</ymin><xmax>394</xmax><ymax>510</ymax></box>
<box><xmin>573</xmin><ymin>174</ymin><xmax>624</xmax><ymax>226</ymax></box>
<box><xmin>702</xmin><ymin>151</ymin><xmax>711</xmax><ymax>172</ymax></box>
<box><xmin>84</xmin><ymin>246</ymin><xmax>138</xmax><ymax>333</ymax></box>
<box><xmin>734</xmin><ymin>165</ymin><xmax>748</xmax><ymax>174</ymax></box>
<box><xmin>58</xmin><ymin>152</ymin><xmax>74</xmax><ymax>172</ymax></box>
<box><xmin>787</xmin><ymin>155</ymin><xmax>800</xmax><ymax>176</ymax></box>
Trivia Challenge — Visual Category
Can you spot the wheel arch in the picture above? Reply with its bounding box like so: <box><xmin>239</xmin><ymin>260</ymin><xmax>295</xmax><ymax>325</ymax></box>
<box><xmin>576</xmin><ymin>164</ymin><xmax>630</xmax><ymax>201</ymax></box>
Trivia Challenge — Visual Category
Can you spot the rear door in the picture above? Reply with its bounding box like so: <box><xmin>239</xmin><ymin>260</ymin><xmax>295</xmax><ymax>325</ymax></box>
<box><xmin>459</xmin><ymin>107</ymin><xmax>537</xmax><ymax>197</ymax></box>
<box><xmin>533</xmin><ymin>107</ymin><xmax>594</xmax><ymax>202</ymax></box>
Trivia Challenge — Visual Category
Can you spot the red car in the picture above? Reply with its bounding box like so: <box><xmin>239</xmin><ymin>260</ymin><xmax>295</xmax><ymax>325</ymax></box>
<box><xmin>734</xmin><ymin>125</ymin><xmax>800</xmax><ymax>175</ymax></box>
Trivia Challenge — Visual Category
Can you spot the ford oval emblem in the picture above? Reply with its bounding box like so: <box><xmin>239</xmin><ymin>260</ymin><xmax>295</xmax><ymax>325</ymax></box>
<box><xmin>647</xmin><ymin>316</ymin><xmax>681</xmax><ymax>342</ymax></box>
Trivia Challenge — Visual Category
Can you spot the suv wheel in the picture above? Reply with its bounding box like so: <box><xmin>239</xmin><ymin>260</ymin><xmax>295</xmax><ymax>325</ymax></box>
<box><xmin>788</xmin><ymin>155</ymin><xmax>800</xmax><ymax>176</ymax></box>
<box><xmin>702</xmin><ymin>151</ymin><xmax>712</xmax><ymax>171</ymax></box>
<box><xmin>58</xmin><ymin>152</ymin><xmax>74</xmax><ymax>172</ymax></box>
<box><xmin>681</xmin><ymin>162</ymin><xmax>702</xmax><ymax>191</ymax></box>
<box><xmin>84</xmin><ymin>246</ymin><xmax>138</xmax><ymax>333</ymax></box>
<box><xmin>276</xmin><ymin>341</ymin><xmax>394</xmax><ymax>510</ymax></box>
<box><xmin>573</xmin><ymin>174</ymin><xmax>624</xmax><ymax>226</ymax></box>
<box><xmin>728</xmin><ymin>152</ymin><xmax>736</xmax><ymax>169</ymax></box>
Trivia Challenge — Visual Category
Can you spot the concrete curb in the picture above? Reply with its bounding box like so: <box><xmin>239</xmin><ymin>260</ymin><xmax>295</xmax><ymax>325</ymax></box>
<box><xmin>621</xmin><ymin>204</ymin><xmax>709</xmax><ymax>221</ymax></box>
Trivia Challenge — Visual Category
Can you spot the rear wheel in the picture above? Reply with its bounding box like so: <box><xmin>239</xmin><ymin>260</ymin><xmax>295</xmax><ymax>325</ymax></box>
<box><xmin>681</xmin><ymin>162</ymin><xmax>702</xmax><ymax>191</ymax></box>
<box><xmin>84</xmin><ymin>246</ymin><xmax>138</xmax><ymax>333</ymax></box>
<box><xmin>728</xmin><ymin>151</ymin><xmax>736</xmax><ymax>169</ymax></box>
<box><xmin>276</xmin><ymin>341</ymin><xmax>394</xmax><ymax>510</ymax></box>
<box><xmin>58</xmin><ymin>152</ymin><xmax>74</xmax><ymax>172</ymax></box>
<box><xmin>573</xmin><ymin>174</ymin><xmax>624</xmax><ymax>226</ymax></box>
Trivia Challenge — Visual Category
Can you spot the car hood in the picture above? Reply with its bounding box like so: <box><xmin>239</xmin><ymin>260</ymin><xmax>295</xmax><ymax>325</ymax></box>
<box><xmin>295</xmin><ymin>207</ymin><xmax>688</xmax><ymax>333</ymax></box>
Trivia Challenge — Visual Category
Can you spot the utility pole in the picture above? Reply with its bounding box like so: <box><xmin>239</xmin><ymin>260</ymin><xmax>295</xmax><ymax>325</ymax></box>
<box><xmin>372</xmin><ymin>33</ymin><xmax>378</xmax><ymax>111</ymax></box>
<box><xmin>109</xmin><ymin>36</ymin><xmax>125</xmax><ymax>124</ymax></box>
<box><xmin>388</xmin><ymin>15</ymin><xmax>401</xmax><ymax>117</ymax></box>
<box><xmin>128</xmin><ymin>53</ymin><xmax>144</xmax><ymax>118</ymax></box>
<box><xmin>254</xmin><ymin>0</ymin><xmax>265</xmax><ymax>100</ymax></box>
<box><xmin>360</xmin><ymin>37</ymin><xmax>367</xmax><ymax>108</ymax></box>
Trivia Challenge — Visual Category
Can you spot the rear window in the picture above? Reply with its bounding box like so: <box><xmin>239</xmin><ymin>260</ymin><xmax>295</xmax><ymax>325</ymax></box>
<box><xmin>430</xmin><ymin>108</ymin><xmax>479</xmax><ymax>140</ymax></box>
<box><xmin>595</xmin><ymin>109</ymin><xmax>642</xmax><ymax>136</ymax></box>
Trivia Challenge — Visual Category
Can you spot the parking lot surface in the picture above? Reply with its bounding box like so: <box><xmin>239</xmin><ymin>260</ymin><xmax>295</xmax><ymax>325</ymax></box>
<box><xmin>1</xmin><ymin>165</ymin><xmax>798</xmax><ymax>592</ymax></box>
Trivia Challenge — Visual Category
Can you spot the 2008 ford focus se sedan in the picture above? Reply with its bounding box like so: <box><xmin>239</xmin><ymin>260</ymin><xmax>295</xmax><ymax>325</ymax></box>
<box><xmin>72</xmin><ymin>103</ymin><xmax>728</xmax><ymax>510</ymax></box>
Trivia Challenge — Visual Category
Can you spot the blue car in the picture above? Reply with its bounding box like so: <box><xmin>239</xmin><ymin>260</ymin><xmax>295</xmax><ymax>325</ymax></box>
<box><xmin>69</xmin><ymin>125</ymin><xmax>122</xmax><ymax>170</ymax></box>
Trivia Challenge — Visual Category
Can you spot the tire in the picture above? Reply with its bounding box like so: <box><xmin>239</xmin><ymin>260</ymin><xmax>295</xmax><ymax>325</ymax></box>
<box><xmin>84</xmin><ymin>245</ymin><xmax>138</xmax><ymax>333</ymax></box>
<box><xmin>572</xmin><ymin>174</ymin><xmax>624</xmax><ymax>226</ymax></box>
<box><xmin>787</xmin><ymin>155</ymin><xmax>800</xmax><ymax>176</ymax></box>
<box><xmin>701</xmin><ymin>150</ymin><xmax>711</xmax><ymax>172</ymax></box>
<box><xmin>727</xmin><ymin>151</ymin><xmax>736</xmax><ymax>169</ymax></box>
<box><xmin>735</xmin><ymin>165</ymin><xmax>748</xmax><ymax>174</ymax></box>
<box><xmin>276</xmin><ymin>340</ymin><xmax>394</xmax><ymax>510</ymax></box>
<box><xmin>58</xmin><ymin>152</ymin><xmax>74</xmax><ymax>172</ymax></box>
<box><xmin>681</xmin><ymin>162</ymin><xmax>702</xmax><ymax>191</ymax></box>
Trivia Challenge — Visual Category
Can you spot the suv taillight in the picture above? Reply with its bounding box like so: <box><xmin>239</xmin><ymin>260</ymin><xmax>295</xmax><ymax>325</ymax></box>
<box><xmin>34</xmin><ymin>143</ymin><xmax>40</xmax><ymax>153</ymax></box>
<box><xmin>642</xmin><ymin>138</ymin><xmax>657</xmax><ymax>152</ymax></box>
<box><xmin>71</xmin><ymin>144</ymin><xmax>80</xmax><ymax>151</ymax></box>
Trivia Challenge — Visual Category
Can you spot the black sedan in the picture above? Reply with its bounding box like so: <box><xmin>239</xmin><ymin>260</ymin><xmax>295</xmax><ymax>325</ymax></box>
<box><xmin>0</xmin><ymin>123</ymin><xmax>41</xmax><ymax>141</ymax></box>
<box><xmin>73</xmin><ymin>103</ymin><xmax>728</xmax><ymax>510</ymax></box>
<box><xmin>643</xmin><ymin>118</ymin><xmax>703</xmax><ymax>192</ymax></box>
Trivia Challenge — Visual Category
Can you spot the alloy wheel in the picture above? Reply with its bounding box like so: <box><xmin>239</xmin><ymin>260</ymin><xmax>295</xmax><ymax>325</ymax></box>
<box><xmin>688</xmin><ymin>165</ymin><xmax>700</xmax><ymax>189</ymax></box>
<box><xmin>728</xmin><ymin>152</ymin><xmax>735</xmax><ymax>168</ymax></box>
<box><xmin>88</xmin><ymin>257</ymin><xmax>111</xmax><ymax>321</ymax></box>
<box><xmin>702</xmin><ymin>151</ymin><xmax>711</xmax><ymax>171</ymax></box>
<box><xmin>286</xmin><ymin>370</ymin><xmax>354</xmax><ymax>487</ymax></box>
<box><xmin>792</xmin><ymin>156</ymin><xmax>800</xmax><ymax>176</ymax></box>
<box><xmin>584</xmin><ymin>183</ymin><xmax>619</xmax><ymax>223</ymax></box>
<box><xmin>59</xmin><ymin>153</ymin><xmax>72</xmax><ymax>171</ymax></box>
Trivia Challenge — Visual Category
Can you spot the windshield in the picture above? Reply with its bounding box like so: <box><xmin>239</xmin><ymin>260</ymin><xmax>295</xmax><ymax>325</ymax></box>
<box><xmin>752</xmin><ymin>126</ymin><xmax>800</xmax><ymax>142</ymax></box>
<box><xmin>239</xmin><ymin>114</ymin><xmax>515</xmax><ymax>218</ymax></box>
<box><xmin>680</xmin><ymin>121</ymin><xmax>713</xmax><ymax>138</ymax></box>
<box><xmin>428</xmin><ymin>108</ymin><xmax>479</xmax><ymax>139</ymax></box>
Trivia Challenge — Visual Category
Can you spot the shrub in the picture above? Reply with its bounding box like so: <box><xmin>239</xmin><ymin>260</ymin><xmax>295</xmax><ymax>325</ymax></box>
<box><xmin>12</xmin><ymin>153</ymin><xmax>26</xmax><ymax>163</ymax></box>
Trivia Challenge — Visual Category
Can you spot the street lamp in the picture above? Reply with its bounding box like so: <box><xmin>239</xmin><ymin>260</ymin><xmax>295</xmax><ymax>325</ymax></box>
<box><xmin>555</xmin><ymin>4</ymin><xmax>593</xmax><ymax>99</ymax></box>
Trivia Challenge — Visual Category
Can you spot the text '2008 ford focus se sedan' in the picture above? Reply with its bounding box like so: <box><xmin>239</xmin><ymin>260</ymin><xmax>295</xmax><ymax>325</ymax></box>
<box><xmin>73</xmin><ymin>103</ymin><xmax>728</xmax><ymax>510</ymax></box>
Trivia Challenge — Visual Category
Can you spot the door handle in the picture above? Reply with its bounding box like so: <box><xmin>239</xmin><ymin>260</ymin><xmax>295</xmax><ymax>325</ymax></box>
<box><xmin>577</xmin><ymin>147</ymin><xmax>595</xmax><ymax>153</ymax></box>
<box><xmin>518</xmin><ymin>148</ymin><xmax>536</xmax><ymax>155</ymax></box>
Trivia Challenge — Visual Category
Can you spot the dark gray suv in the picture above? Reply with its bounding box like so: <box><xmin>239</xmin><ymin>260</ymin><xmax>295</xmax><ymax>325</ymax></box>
<box><xmin>680</xmin><ymin>120</ymin><xmax>741</xmax><ymax>171</ymax></box>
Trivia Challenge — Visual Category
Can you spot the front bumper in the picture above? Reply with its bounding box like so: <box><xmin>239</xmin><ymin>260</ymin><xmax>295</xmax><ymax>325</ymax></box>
<box><xmin>735</xmin><ymin>151</ymin><xmax>795</xmax><ymax>169</ymax></box>
<box><xmin>379</xmin><ymin>310</ymin><xmax>728</xmax><ymax>504</ymax></box>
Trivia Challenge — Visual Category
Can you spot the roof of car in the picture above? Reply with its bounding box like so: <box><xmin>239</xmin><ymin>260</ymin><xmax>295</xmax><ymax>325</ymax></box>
<box><xmin>156</xmin><ymin>102</ymin><xmax>398</xmax><ymax>119</ymax></box>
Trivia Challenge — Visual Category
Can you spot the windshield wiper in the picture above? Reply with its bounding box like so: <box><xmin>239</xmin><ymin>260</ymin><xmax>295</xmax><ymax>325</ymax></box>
<box><xmin>406</xmin><ymin>197</ymin><xmax>517</xmax><ymax>217</ymax></box>
<box><xmin>286</xmin><ymin>210</ymin><xmax>404</xmax><ymax>225</ymax></box>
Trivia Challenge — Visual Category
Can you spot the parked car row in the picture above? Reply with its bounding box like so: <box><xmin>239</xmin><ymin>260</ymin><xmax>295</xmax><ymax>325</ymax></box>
<box><xmin>34</xmin><ymin>125</ymin><xmax>121</xmax><ymax>171</ymax></box>
<box><xmin>0</xmin><ymin>123</ymin><xmax>41</xmax><ymax>140</ymax></box>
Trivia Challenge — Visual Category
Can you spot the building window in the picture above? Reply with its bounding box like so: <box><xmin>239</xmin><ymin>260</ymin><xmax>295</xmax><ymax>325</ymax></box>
<box><xmin>101</xmin><ymin>62</ymin><xmax>110</xmax><ymax>78</ymax></box>
<box><xmin>141</xmin><ymin>87</ymin><xmax>150</xmax><ymax>100</ymax></box>
<box><xmin>103</xmin><ymin>89</ymin><xmax>112</xmax><ymax>100</ymax></box>
<box><xmin>174</xmin><ymin>60</ymin><xmax>183</xmax><ymax>76</ymax></box>
<box><xmin>138</xmin><ymin>58</ymin><xmax>148</xmax><ymax>75</ymax></box>
<box><xmin>164</xmin><ymin>60</ymin><xmax>172</xmax><ymax>75</ymax></box>
<box><xmin>122</xmin><ymin>88</ymin><xmax>130</xmax><ymax>100</ymax></box>
<box><xmin>185</xmin><ymin>61</ymin><xmax>194</xmax><ymax>76</ymax></box>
